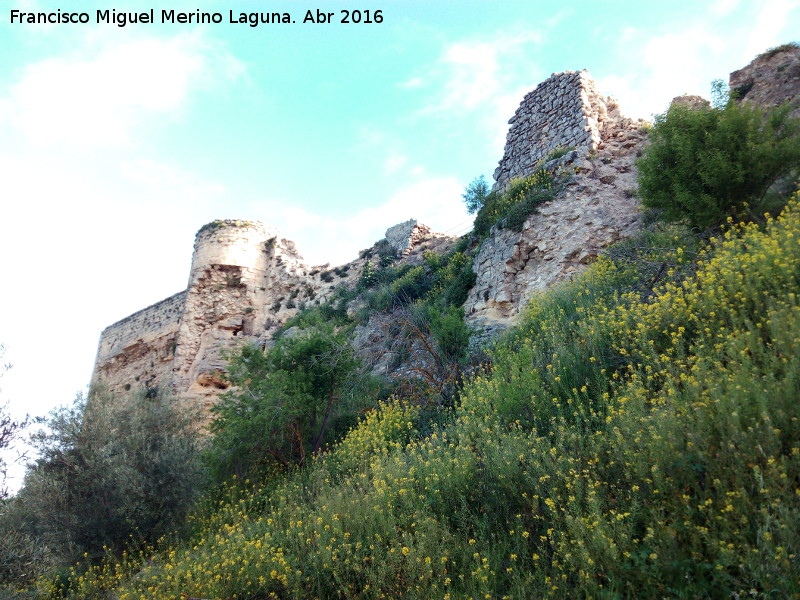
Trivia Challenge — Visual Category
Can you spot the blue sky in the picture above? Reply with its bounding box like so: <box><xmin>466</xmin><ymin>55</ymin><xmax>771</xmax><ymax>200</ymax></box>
<box><xmin>0</xmin><ymin>0</ymin><xmax>798</xmax><ymax>487</ymax></box>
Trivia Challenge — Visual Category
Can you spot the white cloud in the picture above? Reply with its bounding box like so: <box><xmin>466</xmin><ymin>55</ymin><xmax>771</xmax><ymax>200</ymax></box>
<box><xmin>597</xmin><ymin>0</ymin><xmax>800</xmax><ymax>120</ymax></box>
<box><xmin>383</xmin><ymin>151</ymin><xmax>408</xmax><ymax>174</ymax></box>
<box><xmin>743</xmin><ymin>0</ymin><xmax>800</xmax><ymax>58</ymax></box>
<box><xmin>414</xmin><ymin>31</ymin><xmax>543</xmax><ymax>116</ymax></box>
<box><xmin>2</xmin><ymin>29</ymin><xmax>243</xmax><ymax>149</ymax></box>
<box><xmin>397</xmin><ymin>30</ymin><xmax>548</xmax><ymax>166</ymax></box>
<box><xmin>399</xmin><ymin>76</ymin><xmax>424</xmax><ymax>89</ymax></box>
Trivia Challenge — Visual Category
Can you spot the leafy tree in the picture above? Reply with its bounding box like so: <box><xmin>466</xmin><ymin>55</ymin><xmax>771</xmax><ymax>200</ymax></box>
<box><xmin>637</xmin><ymin>98</ymin><xmax>800</xmax><ymax>229</ymax></box>
<box><xmin>0</xmin><ymin>404</ymin><xmax>30</xmax><ymax>502</ymax></box>
<box><xmin>8</xmin><ymin>386</ymin><xmax>202</xmax><ymax>566</ymax></box>
<box><xmin>206</xmin><ymin>321</ymin><xmax>369</xmax><ymax>482</ymax></box>
<box><xmin>462</xmin><ymin>175</ymin><xmax>490</xmax><ymax>214</ymax></box>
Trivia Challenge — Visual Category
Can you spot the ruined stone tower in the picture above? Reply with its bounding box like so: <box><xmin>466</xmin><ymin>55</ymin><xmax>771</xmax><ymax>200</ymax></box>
<box><xmin>172</xmin><ymin>220</ymin><xmax>274</xmax><ymax>406</ymax></box>
<box><xmin>493</xmin><ymin>70</ymin><xmax>623</xmax><ymax>191</ymax></box>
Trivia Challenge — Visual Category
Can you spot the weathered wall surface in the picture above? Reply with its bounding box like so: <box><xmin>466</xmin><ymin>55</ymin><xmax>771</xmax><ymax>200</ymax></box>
<box><xmin>493</xmin><ymin>70</ymin><xmax>616</xmax><ymax>191</ymax></box>
<box><xmin>468</xmin><ymin>71</ymin><xmax>647</xmax><ymax>331</ymax></box>
<box><xmin>94</xmin><ymin>291</ymin><xmax>186</xmax><ymax>395</ymax></box>
<box><xmin>730</xmin><ymin>44</ymin><xmax>800</xmax><ymax>118</ymax></box>
<box><xmin>92</xmin><ymin>219</ymin><xmax>453</xmax><ymax>407</ymax></box>
<box><xmin>172</xmin><ymin>221</ymin><xmax>272</xmax><ymax>408</ymax></box>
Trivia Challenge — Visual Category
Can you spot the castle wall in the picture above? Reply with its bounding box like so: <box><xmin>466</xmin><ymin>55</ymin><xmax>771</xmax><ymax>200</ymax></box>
<box><xmin>93</xmin><ymin>291</ymin><xmax>186</xmax><ymax>395</ymax></box>
<box><xmin>493</xmin><ymin>70</ymin><xmax>612</xmax><ymax>191</ymax></box>
<box><xmin>172</xmin><ymin>221</ymin><xmax>274</xmax><ymax>408</ymax></box>
<box><xmin>468</xmin><ymin>71</ymin><xmax>646</xmax><ymax>330</ymax></box>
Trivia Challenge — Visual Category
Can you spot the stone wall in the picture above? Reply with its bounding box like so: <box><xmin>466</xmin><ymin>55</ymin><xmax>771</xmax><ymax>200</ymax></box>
<box><xmin>492</xmin><ymin>70</ymin><xmax>617</xmax><ymax>191</ymax></box>
<box><xmin>93</xmin><ymin>291</ymin><xmax>186</xmax><ymax>395</ymax></box>
<box><xmin>467</xmin><ymin>71</ymin><xmax>647</xmax><ymax>331</ymax></box>
<box><xmin>92</xmin><ymin>219</ymin><xmax>454</xmax><ymax>408</ymax></box>
<box><xmin>93</xmin><ymin>47</ymin><xmax>800</xmax><ymax>409</ymax></box>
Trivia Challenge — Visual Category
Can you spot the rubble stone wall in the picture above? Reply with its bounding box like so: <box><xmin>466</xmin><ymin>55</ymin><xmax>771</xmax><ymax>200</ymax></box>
<box><xmin>493</xmin><ymin>70</ymin><xmax>616</xmax><ymax>191</ymax></box>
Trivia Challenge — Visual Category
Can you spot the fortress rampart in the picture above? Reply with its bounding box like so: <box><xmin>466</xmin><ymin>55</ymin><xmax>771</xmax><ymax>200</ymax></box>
<box><xmin>493</xmin><ymin>70</ymin><xmax>617</xmax><ymax>190</ymax></box>
<box><xmin>95</xmin><ymin>291</ymin><xmax>186</xmax><ymax>366</ymax></box>
<box><xmin>92</xmin><ymin>70</ymin><xmax>641</xmax><ymax>407</ymax></box>
<box><xmin>92</xmin><ymin>49</ymin><xmax>799</xmax><ymax>410</ymax></box>
<box><xmin>92</xmin><ymin>218</ymin><xmax>452</xmax><ymax>406</ymax></box>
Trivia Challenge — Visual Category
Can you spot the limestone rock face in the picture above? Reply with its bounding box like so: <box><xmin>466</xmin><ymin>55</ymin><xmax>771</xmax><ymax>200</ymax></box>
<box><xmin>467</xmin><ymin>71</ymin><xmax>647</xmax><ymax>331</ymax></box>
<box><xmin>730</xmin><ymin>44</ymin><xmax>800</xmax><ymax>118</ymax></box>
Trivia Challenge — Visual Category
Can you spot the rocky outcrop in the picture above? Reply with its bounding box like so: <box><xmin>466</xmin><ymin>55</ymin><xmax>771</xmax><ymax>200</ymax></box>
<box><xmin>730</xmin><ymin>43</ymin><xmax>800</xmax><ymax>118</ymax></box>
<box><xmin>670</xmin><ymin>94</ymin><xmax>711</xmax><ymax>110</ymax></box>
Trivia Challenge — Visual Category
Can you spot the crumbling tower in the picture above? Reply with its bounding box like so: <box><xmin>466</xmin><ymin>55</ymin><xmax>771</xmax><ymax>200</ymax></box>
<box><xmin>172</xmin><ymin>220</ymin><xmax>274</xmax><ymax>407</ymax></box>
<box><xmin>492</xmin><ymin>70</ymin><xmax>623</xmax><ymax>191</ymax></box>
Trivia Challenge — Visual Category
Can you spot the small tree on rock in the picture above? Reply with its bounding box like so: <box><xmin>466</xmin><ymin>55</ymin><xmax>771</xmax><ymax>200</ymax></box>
<box><xmin>462</xmin><ymin>175</ymin><xmax>490</xmax><ymax>215</ymax></box>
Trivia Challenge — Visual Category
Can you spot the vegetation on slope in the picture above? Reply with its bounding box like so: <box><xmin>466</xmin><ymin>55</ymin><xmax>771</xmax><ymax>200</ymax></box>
<box><xmin>637</xmin><ymin>93</ymin><xmax>800</xmax><ymax>229</ymax></box>
<box><xmin>20</xmin><ymin>194</ymin><xmax>799</xmax><ymax>600</ymax></box>
<box><xmin>2</xmin><ymin>87</ymin><xmax>800</xmax><ymax>599</ymax></box>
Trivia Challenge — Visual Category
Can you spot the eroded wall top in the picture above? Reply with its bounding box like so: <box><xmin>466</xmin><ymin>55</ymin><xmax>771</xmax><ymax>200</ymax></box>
<box><xmin>493</xmin><ymin>70</ymin><xmax>614</xmax><ymax>190</ymax></box>
<box><xmin>95</xmin><ymin>291</ymin><xmax>187</xmax><ymax>365</ymax></box>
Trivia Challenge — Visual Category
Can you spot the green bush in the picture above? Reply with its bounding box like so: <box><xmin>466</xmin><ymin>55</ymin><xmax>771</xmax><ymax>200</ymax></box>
<box><xmin>637</xmin><ymin>98</ymin><xmax>800</xmax><ymax>229</ymax></box>
<box><xmin>472</xmin><ymin>169</ymin><xmax>560</xmax><ymax>237</ymax></box>
<box><xmin>389</xmin><ymin>265</ymin><xmax>430</xmax><ymax>302</ymax></box>
<box><xmin>427</xmin><ymin>305</ymin><xmax>471</xmax><ymax>363</ymax></box>
<box><xmin>206</xmin><ymin>322</ymin><xmax>373</xmax><ymax>483</ymax></box>
<box><xmin>359</xmin><ymin>261</ymin><xmax>379</xmax><ymax>289</ymax></box>
<box><xmin>8</xmin><ymin>386</ymin><xmax>202</xmax><ymax>570</ymax></box>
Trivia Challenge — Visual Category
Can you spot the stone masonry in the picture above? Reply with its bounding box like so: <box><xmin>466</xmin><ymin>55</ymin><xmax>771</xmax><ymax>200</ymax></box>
<box><xmin>493</xmin><ymin>70</ymin><xmax>621</xmax><ymax>191</ymax></box>
<box><xmin>94</xmin><ymin>49</ymin><xmax>794</xmax><ymax>408</ymax></box>
<box><xmin>466</xmin><ymin>70</ymin><xmax>648</xmax><ymax>331</ymax></box>
<box><xmin>92</xmin><ymin>219</ymin><xmax>453</xmax><ymax>409</ymax></box>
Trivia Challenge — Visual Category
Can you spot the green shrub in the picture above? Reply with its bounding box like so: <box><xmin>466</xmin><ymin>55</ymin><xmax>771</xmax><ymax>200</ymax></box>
<box><xmin>389</xmin><ymin>265</ymin><xmax>429</xmax><ymax>302</ymax></box>
<box><xmin>359</xmin><ymin>261</ymin><xmax>379</xmax><ymax>289</ymax></box>
<box><xmin>9</xmin><ymin>386</ymin><xmax>202</xmax><ymax>569</ymax></box>
<box><xmin>472</xmin><ymin>169</ymin><xmax>561</xmax><ymax>237</ymax></box>
<box><xmin>637</xmin><ymin>98</ymin><xmax>800</xmax><ymax>229</ymax></box>
<box><xmin>206</xmin><ymin>322</ymin><xmax>372</xmax><ymax>482</ymax></box>
<box><xmin>427</xmin><ymin>305</ymin><xmax>471</xmax><ymax>363</ymax></box>
<box><xmin>757</xmin><ymin>41</ymin><xmax>800</xmax><ymax>59</ymax></box>
<box><xmin>544</xmin><ymin>145</ymin><xmax>576</xmax><ymax>162</ymax></box>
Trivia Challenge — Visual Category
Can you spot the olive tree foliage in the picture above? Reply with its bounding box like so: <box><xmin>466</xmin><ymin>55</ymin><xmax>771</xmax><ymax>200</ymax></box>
<box><xmin>4</xmin><ymin>385</ymin><xmax>204</xmax><ymax>573</ymax></box>
<box><xmin>0</xmin><ymin>346</ymin><xmax>47</xmax><ymax>590</ymax></box>
<box><xmin>206</xmin><ymin>320</ymin><xmax>371</xmax><ymax>483</ymax></box>
<box><xmin>637</xmin><ymin>96</ymin><xmax>800</xmax><ymax>229</ymax></box>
